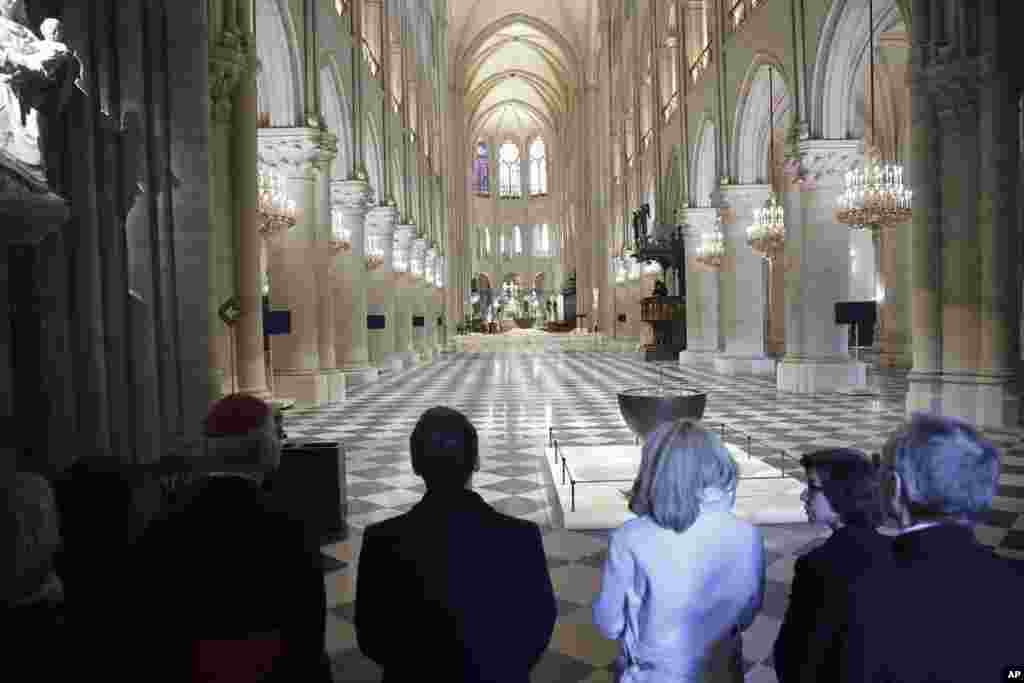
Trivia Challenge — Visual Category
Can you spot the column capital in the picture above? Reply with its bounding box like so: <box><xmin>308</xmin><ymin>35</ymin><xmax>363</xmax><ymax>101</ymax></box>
<box><xmin>393</xmin><ymin>223</ymin><xmax>417</xmax><ymax>274</ymax></box>
<box><xmin>717</xmin><ymin>183</ymin><xmax>772</xmax><ymax>206</ymax></box>
<box><xmin>410</xmin><ymin>238</ymin><xmax>428</xmax><ymax>278</ymax></box>
<box><xmin>209</xmin><ymin>31</ymin><xmax>254</xmax><ymax>122</ymax></box>
<box><xmin>678</xmin><ymin>207</ymin><xmax>719</xmax><ymax>237</ymax></box>
<box><xmin>331</xmin><ymin>178</ymin><xmax>373</xmax><ymax>213</ymax></box>
<box><xmin>258</xmin><ymin>127</ymin><xmax>338</xmax><ymax>173</ymax></box>
<box><xmin>796</xmin><ymin>139</ymin><xmax>862</xmax><ymax>187</ymax></box>
<box><xmin>365</xmin><ymin>204</ymin><xmax>398</xmax><ymax>235</ymax></box>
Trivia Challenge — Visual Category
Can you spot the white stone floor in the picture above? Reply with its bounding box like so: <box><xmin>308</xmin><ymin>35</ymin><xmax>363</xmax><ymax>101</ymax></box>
<box><xmin>284</xmin><ymin>351</ymin><xmax>1024</xmax><ymax>682</ymax></box>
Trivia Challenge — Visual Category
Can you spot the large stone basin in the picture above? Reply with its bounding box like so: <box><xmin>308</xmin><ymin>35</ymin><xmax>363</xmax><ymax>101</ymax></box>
<box><xmin>617</xmin><ymin>387</ymin><xmax>707</xmax><ymax>441</ymax></box>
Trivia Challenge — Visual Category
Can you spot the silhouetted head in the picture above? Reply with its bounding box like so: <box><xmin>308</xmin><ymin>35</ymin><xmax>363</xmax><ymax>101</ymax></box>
<box><xmin>410</xmin><ymin>406</ymin><xmax>479</xmax><ymax>491</ymax></box>
<box><xmin>881</xmin><ymin>412</ymin><xmax>999</xmax><ymax>527</ymax></box>
<box><xmin>799</xmin><ymin>448</ymin><xmax>885</xmax><ymax>529</ymax></box>
<box><xmin>203</xmin><ymin>394</ymin><xmax>282</xmax><ymax>479</ymax></box>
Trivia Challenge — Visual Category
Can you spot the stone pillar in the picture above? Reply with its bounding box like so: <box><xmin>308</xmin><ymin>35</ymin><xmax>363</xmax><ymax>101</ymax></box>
<box><xmin>777</xmin><ymin>139</ymin><xmax>867</xmax><ymax>393</ymax></box>
<box><xmin>232</xmin><ymin>48</ymin><xmax>270</xmax><ymax>399</ymax></box>
<box><xmin>208</xmin><ymin>23</ymin><xmax>252</xmax><ymax>401</ymax></box>
<box><xmin>904</xmin><ymin>1</ymin><xmax>1020</xmax><ymax>428</ymax></box>
<box><xmin>713</xmin><ymin>185</ymin><xmax>776</xmax><ymax>376</ymax></box>
<box><xmin>424</xmin><ymin>246</ymin><xmax>439</xmax><ymax>354</ymax></box>
<box><xmin>392</xmin><ymin>223</ymin><xmax>417</xmax><ymax>365</ymax></box>
<box><xmin>315</xmin><ymin>140</ymin><xmax>345</xmax><ymax>403</ymax></box>
<box><xmin>679</xmin><ymin>207</ymin><xmax>720</xmax><ymax>364</ymax></box>
<box><xmin>366</xmin><ymin>204</ymin><xmax>401</xmax><ymax>373</ymax></box>
<box><xmin>331</xmin><ymin>180</ymin><xmax>379</xmax><ymax>388</ymax></box>
<box><xmin>410</xmin><ymin>237</ymin><xmax>429</xmax><ymax>358</ymax></box>
<box><xmin>878</xmin><ymin>221</ymin><xmax>913</xmax><ymax>369</ymax></box>
<box><xmin>259</xmin><ymin>128</ymin><xmax>335</xmax><ymax>407</ymax></box>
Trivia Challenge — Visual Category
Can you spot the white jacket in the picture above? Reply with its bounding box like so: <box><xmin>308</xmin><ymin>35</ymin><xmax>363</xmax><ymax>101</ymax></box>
<box><xmin>592</xmin><ymin>497</ymin><xmax>765</xmax><ymax>683</ymax></box>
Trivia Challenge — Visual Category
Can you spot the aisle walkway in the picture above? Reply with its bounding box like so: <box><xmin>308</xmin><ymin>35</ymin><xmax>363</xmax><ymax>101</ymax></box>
<box><xmin>285</xmin><ymin>352</ymin><xmax>1024</xmax><ymax>683</ymax></box>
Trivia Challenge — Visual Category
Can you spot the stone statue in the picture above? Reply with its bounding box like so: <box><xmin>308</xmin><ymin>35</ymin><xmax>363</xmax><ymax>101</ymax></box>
<box><xmin>0</xmin><ymin>0</ymin><xmax>81</xmax><ymax>193</ymax></box>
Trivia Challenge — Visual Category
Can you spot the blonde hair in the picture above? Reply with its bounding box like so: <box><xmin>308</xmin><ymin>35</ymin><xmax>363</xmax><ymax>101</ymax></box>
<box><xmin>629</xmin><ymin>420</ymin><xmax>738</xmax><ymax>533</ymax></box>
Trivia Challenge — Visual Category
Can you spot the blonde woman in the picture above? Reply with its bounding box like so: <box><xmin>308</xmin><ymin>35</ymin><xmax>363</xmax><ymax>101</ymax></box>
<box><xmin>593</xmin><ymin>420</ymin><xmax>765</xmax><ymax>683</ymax></box>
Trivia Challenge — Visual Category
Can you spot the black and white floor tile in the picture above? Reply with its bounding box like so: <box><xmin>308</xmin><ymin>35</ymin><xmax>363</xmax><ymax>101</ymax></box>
<box><xmin>283</xmin><ymin>351</ymin><xmax>1024</xmax><ymax>683</ymax></box>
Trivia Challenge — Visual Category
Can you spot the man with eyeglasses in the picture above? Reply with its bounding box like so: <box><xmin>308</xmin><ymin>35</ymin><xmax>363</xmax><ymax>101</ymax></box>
<box><xmin>838</xmin><ymin>413</ymin><xmax>1023</xmax><ymax>683</ymax></box>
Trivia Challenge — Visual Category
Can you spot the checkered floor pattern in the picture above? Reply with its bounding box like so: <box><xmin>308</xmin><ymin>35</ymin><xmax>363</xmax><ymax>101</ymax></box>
<box><xmin>283</xmin><ymin>352</ymin><xmax>1024</xmax><ymax>683</ymax></box>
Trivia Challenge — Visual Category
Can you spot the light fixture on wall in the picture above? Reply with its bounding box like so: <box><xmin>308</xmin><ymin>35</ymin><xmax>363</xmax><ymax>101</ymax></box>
<box><xmin>330</xmin><ymin>208</ymin><xmax>352</xmax><ymax>253</ymax></box>
<box><xmin>257</xmin><ymin>170</ymin><xmax>298</xmax><ymax>238</ymax></box>
<box><xmin>834</xmin><ymin>0</ymin><xmax>912</xmax><ymax>230</ymax></box>
<box><xmin>746</xmin><ymin>64</ymin><xmax>785</xmax><ymax>259</ymax></box>
<box><xmin>696</xmin><ymin>214</ymin><xmax>725</xmax><ymax>269</ymax></box>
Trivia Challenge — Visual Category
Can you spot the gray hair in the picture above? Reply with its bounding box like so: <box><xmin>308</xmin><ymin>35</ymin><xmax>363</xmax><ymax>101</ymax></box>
<box><xmin>629</xmin><ymin>420</ymin><xmax>738</xmax><ymax>533</ymax></box>
<box><xmin>1</xmin><ymin>472</ymin><xmax>61</xmax><ymax>604</ymax></box>
<box><xmin>883</xmin><ymin>412</ymin><xmax>1000</xmax><ymax>521</ymax></box>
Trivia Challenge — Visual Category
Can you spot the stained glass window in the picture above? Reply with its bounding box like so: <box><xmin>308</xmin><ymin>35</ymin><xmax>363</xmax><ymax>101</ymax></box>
<box><xmin>529</xmin><ymin>138</ymin><xmax>547</xmax><ymax>195</ymax></box>
<box><xmin>499</xmin><ymin>142</ymin><xmax>521</xmax><ymax>198</ymax></box>
<box><xmin>474</xmin><ymin>141</ymin><xmax>490</xmax><ymax>194</ymax></box>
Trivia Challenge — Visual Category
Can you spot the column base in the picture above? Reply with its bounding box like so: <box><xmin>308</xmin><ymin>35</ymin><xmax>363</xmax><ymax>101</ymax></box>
<box><xmin>906</xmin><ymin>371</ymin><xmax>1021</xmax><ymax>430</ymax></box>
<box><xmin>322</xmin><ymin>369</ymin><xmax>345</xmax><ymax>404</ymax></box>
<box><xmin>777</xmin><ymin>358</ymin><xmax>869</xmax><ymax>394</ymax></box>
<box><xmin>713</xmin><ymin>355</ymin><xmax>777</xmax><ymax>377</ymax></box>
<box><xmin>272</xmin><ymin>370</ymin><xmax>331</xmax><ymax>408</ymax></box>
<box><xmin>378</xmin><ymin>353</ymin><xmax>406</xmax><ymax>374</ymax></box>
<box><xmin>343</xmin><ymin>365</ymin><xmax>380</xmax><ymax>388</ymax></box>
<box><xmin>679</xmin><ymin>350</ymin><xmax>718</xmax><ymax>366</ymax></box>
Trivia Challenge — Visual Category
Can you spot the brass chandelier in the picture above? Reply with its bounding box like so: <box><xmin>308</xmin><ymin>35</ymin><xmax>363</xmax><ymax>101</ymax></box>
<box><xmin>834</xmin><ymin>0</ymin><xmax>912</xmax><ymax>230</ymax></box>
<box><xmin>257</xmin><ymin>170</ymin><xmax>298</xmax><ymax>238</ymax></box>
<box><xmin>695</xmin><ymin>214</ymin><xmax>725</xmax><ymax>269</ymax></box>
<box><xmin>745</xmin><ymin>64</ymin><xmax>785</xmax><ymax>259</ymax></box>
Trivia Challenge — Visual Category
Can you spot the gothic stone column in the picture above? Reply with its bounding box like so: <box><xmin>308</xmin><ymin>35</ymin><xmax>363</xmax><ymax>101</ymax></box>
<box><xmin>905</xmin><ymin>9</ymin><xmax>1020</xmax><ymax>428</ymax></box>
<box><xmin>410</xmin><ymin>238</ymin><xmax>429</xmax><ymax>359</ymax></box>
<box><xmin>713</xmin><ymin>185</ymin><xmax>776</xmax><ymax>376</ymax></box>
<box><xmin>679</xmin><ymin>208</ymin><xmax>721</xmax><ymax>365</ymax></box>
<box><xmin>366</xmin><ymin>204</ymin><xmax>401</xmax><ymax>373</ymax></box>
<box><xmin>392</xmin><ymin>223</ymin><xmax>417</xmax><ymax>365</ymax></box>
<box><xmin>777</xmin><ymin>139</ymin><xmax>867</xmax><ymax>393</ymax></box>
<box><xmin>332</xmin><ymin>180</ymin><xmax>379</xmax><ymax>388</ymax></box>
<box><xmin>259</xmin><ymin>128</ymin><xmax>334</xmax><ymax>407</ymax></box>
<box><xmin>315</xmin><ymin>137</ymin><xmax>345</xmax><ymax>402</ymax></box>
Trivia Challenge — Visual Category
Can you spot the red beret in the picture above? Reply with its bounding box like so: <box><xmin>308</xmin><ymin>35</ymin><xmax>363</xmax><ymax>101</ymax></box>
<box><xmin>204</xmin><ymin>394</ymin><xmax>272</xmax><ymax>437</ymax></box>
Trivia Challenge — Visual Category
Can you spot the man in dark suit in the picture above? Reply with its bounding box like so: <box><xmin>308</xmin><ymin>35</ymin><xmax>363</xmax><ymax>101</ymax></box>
<box><xmin>839</xmin><ymin>413</ymin><xmax>1024</xmax><ymax>683</ymax></box>
<box><xmin>356</xmin><ymin>406</ymin><xmax>557</xmax><ymax>683</ymax></box>
<box><xmin>131</xmin><ymin>394</ymin><xmax>331</xmax><ymax>682</ymax></box>
<box><xmin>772</xmin><ymin>449</ymin><xmax>892</xmax><ymax>683</ymax></box>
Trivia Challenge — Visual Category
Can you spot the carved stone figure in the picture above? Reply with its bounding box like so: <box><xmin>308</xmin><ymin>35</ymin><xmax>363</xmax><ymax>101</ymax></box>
<box><xmin>0</xmin><ymin>0</ymin><xmax>80</xmax><ymax>193</ymax></box>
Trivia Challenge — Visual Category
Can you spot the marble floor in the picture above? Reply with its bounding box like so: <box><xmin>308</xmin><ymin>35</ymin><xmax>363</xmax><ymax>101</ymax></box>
<box><xmin>283</xmin><ymin>350</ymin><xmax>1024</xmax><ymax>683</ymax></box>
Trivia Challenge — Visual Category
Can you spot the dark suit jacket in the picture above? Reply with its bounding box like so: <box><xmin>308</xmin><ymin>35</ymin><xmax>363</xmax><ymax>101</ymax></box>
<box><xmin>772</xmin><ymin>525</ymin><xmax>892</xmax><ymax>683</ymax></box>
<box><xmin>840</xmin><ymin>523</ymin><xmax>1024</xmax><ymax>683</ymax></box>
<box><xmin>355</xmin><ymin>488</ymin><xmax>557</xmax><ymax>683</ymax></box>
<box><xmin>130</xmin><ymin>475</ymin><xmax>330</xmax><ymax>682</ymax></box>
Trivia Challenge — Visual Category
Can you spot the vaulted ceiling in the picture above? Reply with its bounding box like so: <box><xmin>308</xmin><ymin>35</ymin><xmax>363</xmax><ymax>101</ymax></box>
<box><xmin>450</xmin><ymin>1</ymin><xmax>597</xmax><ymax>141</ymax></box>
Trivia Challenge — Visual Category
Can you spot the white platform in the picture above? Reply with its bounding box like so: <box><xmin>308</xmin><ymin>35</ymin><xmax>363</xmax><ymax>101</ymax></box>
<box><xmin>713</xmin><ymin>355</ymin><xmax>777</xmax><ymax>377</ymax></box>
<box><xmin>544</xmin><ymin>443</ymin><xmax>806</xmax><ymax>530</ymax></box>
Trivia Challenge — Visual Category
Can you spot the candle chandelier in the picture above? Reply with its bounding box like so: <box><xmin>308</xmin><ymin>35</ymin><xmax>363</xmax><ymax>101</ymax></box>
<box><xmin>365</xmin><ymin>233</ymin><xmax>385</xmax><ymax>270</ymax></box>
<box><xmin>834</xmin><ymin>0</ymin><xmax>912</xmax><ymax>230</ymax></box>
<box><xmin>257</xmin><ymin>170</ymin><xmax>298</xmax><ymax>238</ymax></box>
<box><xmin>746</xmin><ymin>64</ymin><xmax>785</xmax><ymax>259</ymax></box>
<box><xmin>696</xmin><ymin>214</ymin><xmax>725</xmax><ymax>269</ymax></box>
<box><xmin>330</xmin><ymin>209</ymin><xmax>352</xmax><ymax>253</ymax></box>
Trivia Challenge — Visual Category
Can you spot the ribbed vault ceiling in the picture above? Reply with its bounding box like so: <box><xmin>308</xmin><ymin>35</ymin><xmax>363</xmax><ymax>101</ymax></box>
<box><xmin>451</xmin><ymin>2</ymin><xmax>589</xmax><ymax>140</ymax></box>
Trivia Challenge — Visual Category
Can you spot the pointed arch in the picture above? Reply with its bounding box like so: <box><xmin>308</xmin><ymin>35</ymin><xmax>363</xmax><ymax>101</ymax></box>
<box><xmin>809</xmin><ymin>0</ymin><xmax>903</xmax><ymax>139</ymax></box>
<box><xmin>255</xmin><ymin>0</ymin><xmax>303</xmax><ymax>126</ymax></box>
<box><xmin>732</xmin><ymin>55</ymin><xmax>794</xmax><ymax>184</ymax></box>
<box><xmin>320</xmin><ymin>60</ymin><xmax>352</xmax><ymax>177</ymax></box>
<box><xmin>691</xmin><ymin>118</ymin><xmax>718</xmax><ymax>208</ymax></box>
